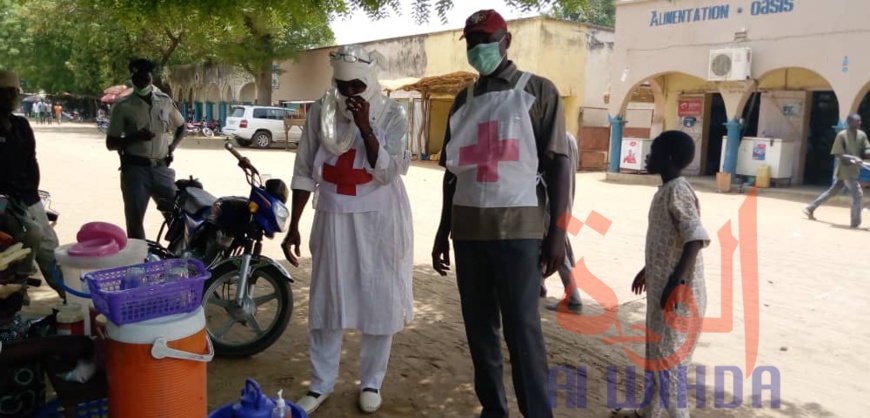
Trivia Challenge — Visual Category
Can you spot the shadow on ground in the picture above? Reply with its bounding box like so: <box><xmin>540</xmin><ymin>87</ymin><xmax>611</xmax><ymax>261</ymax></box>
<box><xmin>200</xmin><ymin>259</ymin><xmax>832</xmax><ymax>417</ymax></box>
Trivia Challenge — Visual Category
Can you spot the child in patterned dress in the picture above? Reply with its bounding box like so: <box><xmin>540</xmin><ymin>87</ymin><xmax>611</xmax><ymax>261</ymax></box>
<box><xmin>612</xmin><ymin>131</ymin><xmax>710</xmax><ymax>418</ymax></box>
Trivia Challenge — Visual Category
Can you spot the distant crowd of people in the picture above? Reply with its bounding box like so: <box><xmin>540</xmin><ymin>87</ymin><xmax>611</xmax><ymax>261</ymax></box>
<box><xmin>27</xmin><ymin>100</ymin><xmax>64</xmax><ymax>125</ymax></box>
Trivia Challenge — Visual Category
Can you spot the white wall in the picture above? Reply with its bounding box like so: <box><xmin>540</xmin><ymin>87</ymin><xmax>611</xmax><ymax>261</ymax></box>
<box><xmin>583</xmin><ymin>28</ymin><xmax>616</xmax><ymax>108</ymax></box>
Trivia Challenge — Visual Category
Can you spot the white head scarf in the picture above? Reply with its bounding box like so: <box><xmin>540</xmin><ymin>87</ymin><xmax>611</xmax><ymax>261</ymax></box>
<box><xmin>320</xmin><ymin>44</ymin><xmax>389</xmax><ymax>156</ymax></box>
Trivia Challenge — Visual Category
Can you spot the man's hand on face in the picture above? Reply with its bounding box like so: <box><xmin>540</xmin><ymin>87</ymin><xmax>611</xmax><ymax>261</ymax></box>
<box><xmin>346</xmin><ymin>96</ymin><xmax>372</xmax><ymax>134</ymax></box>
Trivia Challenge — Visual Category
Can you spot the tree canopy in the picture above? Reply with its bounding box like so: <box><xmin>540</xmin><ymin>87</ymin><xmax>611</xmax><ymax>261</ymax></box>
<box><xmin>548</xmin><ymin>0</ymin><xmax>615</xmax><ymax>28</ymax></box>
<box><xmin>1</xmin><ymin>0</ymin><xmax>588</xmax><ymax>103</ymax></box>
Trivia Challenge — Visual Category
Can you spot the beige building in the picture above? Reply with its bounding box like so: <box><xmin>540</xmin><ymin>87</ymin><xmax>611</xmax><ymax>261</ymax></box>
<box><xmin>170</xmin><ymin>17</ymin><xmax>652</xmax><ymax>167</ymax></box>
<box><xmin>273</xmin><ymin>16</ymin><xmax>651</xmax><ymax>165</ymax></box>
<box><xmin>608</xmin><ymin>0</ymin><xmax>870</xmax><ymax>185</ymax></box>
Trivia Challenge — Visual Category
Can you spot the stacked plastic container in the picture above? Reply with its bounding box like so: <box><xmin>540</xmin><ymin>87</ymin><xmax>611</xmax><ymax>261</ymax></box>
<box><xmin>64</xmin><ymin>222</ymin><xmax>213</xmax><ymax>418</ymax></box>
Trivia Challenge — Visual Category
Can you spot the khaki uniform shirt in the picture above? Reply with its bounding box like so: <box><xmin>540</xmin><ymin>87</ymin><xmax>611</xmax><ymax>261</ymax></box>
<box><xmin>832</xmin><ymin>129</ymin><xmax>870</xmax><ymax>180</ymax></box>
<box><xmin>107</xmin><ymin>91</ymin><xmax>184</xmax><ymax>159</ymax></box>
<box><xmin>439</xmin><ymin>62</ymin><xmax>568</xmax><ymax>241</ymax></box>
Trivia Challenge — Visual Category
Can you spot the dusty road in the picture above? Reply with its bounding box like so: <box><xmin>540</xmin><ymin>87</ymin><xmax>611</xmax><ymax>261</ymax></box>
<box><xmin>24</xmin><ymin>124</ymin><xmax>868</xmax><ymax>417</ymax></box>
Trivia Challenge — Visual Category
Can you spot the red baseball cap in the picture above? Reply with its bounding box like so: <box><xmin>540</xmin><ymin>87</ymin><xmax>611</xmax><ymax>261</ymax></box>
<box><xmin>460</xmin><ymin>10</ymin><xmax>507</xmax><ymax>40</ymax></box>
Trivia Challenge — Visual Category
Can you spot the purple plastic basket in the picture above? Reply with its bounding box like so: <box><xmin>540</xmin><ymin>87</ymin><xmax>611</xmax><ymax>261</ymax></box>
<box><xmin>84</xmin><ymin>258</ymin><xmax>210</xmax><ymax>325</ymax></box>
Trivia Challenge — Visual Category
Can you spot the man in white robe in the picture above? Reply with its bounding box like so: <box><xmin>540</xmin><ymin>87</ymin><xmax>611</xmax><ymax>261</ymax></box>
<box><xmin>282</xmin><ymin>44</ymin><xmax>414</xmax><ymax>415</ymax></box>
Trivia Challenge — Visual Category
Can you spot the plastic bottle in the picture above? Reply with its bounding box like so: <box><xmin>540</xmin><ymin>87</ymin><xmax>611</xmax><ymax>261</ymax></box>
<box><xmin>271</xmin><ymin>390</ymin><xmax>287</xmax><ymax>418</ymax></box>
<box><xmin>57</xmin><ymin>303</ymin><xmax>85</xmax><ymax>335</ymax></box>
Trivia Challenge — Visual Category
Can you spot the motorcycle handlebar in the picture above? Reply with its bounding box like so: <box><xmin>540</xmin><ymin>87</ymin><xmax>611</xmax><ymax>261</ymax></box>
<box><xmin>224</xmin><ymin>142</ymin><xmax>259</xmax><ymax>175</ymax></box>
<box><xmin>224</xmin><ymin>142</ymin><xmax>244</xmax><ymax>161</ymax></box>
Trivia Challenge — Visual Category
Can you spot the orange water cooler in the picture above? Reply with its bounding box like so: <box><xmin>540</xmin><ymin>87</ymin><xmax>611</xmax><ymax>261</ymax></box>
<box><xmin>106</xmin><ymin>306</ymin><xmax>213</xmax><ymax>417</ymax></box>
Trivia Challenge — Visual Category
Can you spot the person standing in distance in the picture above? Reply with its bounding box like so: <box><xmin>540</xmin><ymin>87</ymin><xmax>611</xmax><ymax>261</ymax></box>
<box><xmin>432</xmin><ymin>9</ymin><xmax>571</xmax><ymax>418</ymax></box>
<box><xmin>803</xmin><ymin>113</ymin><xmax>870</xmax><ymax>228</ymax></box>
<box><xmin>106</xmin><ymin>59</ymin><xmax>185</xmax><ymax>239</ymax></box>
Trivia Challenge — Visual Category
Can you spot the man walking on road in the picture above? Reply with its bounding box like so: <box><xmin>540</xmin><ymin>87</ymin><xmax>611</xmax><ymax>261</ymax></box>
<box><xmin>804</xmin><ymin>113</ymin><xmax>870</xmax><ymax>228</ymax></box>
<box><xmin>106</xmin><ymin>58</ymin><xmax>185</xmax><ymax>239</ymax></box>
<box><xmin>542</xmin><ymin>131</ymin><xmax>583</xmax><ymax>313</ymax></box>
<box><xmin>432</xmin><ymin>10</ymin><xmax>571</xmax><ymax>418</ymax></box>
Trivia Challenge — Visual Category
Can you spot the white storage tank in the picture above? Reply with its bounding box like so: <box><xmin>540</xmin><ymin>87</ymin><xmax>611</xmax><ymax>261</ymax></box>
<box><xmin>55</xmin><ymin>236</ymin><xmax>147</xmax><ymax>335</ymax></box>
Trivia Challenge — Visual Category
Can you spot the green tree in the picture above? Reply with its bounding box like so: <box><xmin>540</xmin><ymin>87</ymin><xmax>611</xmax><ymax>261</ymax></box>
<box><xmin>3</xmin><ymin>0</ymin><xmax>588</xmax><ymax>100</ymax></box>
<box><xmin>207</xmin><ymin>3</ymin><xmax>334</xmax><ymax>105</ymax></box>
<box><xmin>549</xmin><ymin>0</ymin><xmax>614</xmax><ymax>28</ymax></box>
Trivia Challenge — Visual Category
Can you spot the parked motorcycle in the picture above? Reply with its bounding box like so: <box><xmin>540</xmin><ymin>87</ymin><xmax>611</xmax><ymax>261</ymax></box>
<box><xmin>147</xmin><ymin>142</ymin><xmax>293</xmax><ymax>358</ymax></box>
<box><xmin>96</xmin><ymin>119</ymin><xmax>109</xmax><ymax>133</ymax></box>
<box><xmin>206</xmin><ymin>119</ymin><xmax>222</xmax><ymax>136</ymax></box>
<box><xmin>185</xmin><ymin>120</ymin><xmax>215</xmax><ymax>137</ymax></box>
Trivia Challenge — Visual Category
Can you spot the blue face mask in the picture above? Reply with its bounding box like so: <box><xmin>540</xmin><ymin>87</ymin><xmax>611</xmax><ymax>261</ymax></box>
<box><xmin>467</xmin><ymin>37</ymin><xmax>505</xmax><ymax>76</ymax></box>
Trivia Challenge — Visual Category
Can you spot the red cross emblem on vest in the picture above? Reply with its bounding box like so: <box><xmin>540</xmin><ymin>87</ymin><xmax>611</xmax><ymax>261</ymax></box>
<box><xmin>458</xmin><ymin>120</ymin><xmax>520</xmax><ymax>182</ymax></box>
<box><xmin>322</xmin><ymin>149</ymin><xmax>373</xmax><ymax>196</ymax></box>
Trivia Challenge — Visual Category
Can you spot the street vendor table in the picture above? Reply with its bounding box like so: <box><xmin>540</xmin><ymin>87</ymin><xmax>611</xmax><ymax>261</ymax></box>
<box><xmin>284</xmin><ymin>117</ymin><xmax>305</xmax><ymax>151</ymax></box>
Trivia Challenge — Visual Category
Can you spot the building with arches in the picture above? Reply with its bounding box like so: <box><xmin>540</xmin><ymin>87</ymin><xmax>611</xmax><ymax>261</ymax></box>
<box><xmin>608</xmin><ymin>0</ymin><xmax>870</xmax><ymax>185</ymax></box>
<box><xmin>165</xmin><ymin>63</ymin><xmax>258</xmax><ymax>126</ymax></box>
<box><xmin>166</xmin><ymin>16</ymin><xmax>653</xmax><ymax>164</ymax></box>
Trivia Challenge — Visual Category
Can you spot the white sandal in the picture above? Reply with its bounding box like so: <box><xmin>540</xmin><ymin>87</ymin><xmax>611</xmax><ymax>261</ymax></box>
<box><xmin>358</xmin><ymin>388</ymin><xmax>382</xmax><ymax>413</ymax></box>
<box><xmin>297</xmin><ymin>391</ymin><xmax>330</xmax><ymax>414</ymax></box>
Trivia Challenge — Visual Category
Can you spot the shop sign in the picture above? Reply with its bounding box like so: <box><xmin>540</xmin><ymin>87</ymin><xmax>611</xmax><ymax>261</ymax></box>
<box><xmin>649</xmin><ymin>0</ymin><xmax>795</xmax><ymax>27</ymax></box>
<box><xmin>678</xmin><ymin>98</ymin><xmax>703</xmax><ymax>117</ymax></box>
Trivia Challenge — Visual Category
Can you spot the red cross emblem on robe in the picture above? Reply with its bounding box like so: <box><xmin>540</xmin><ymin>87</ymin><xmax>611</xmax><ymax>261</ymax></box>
<box><xmin>321</xmin><ymin>149</ymin><xmax>373</xmax><ymax>196</ymax></box>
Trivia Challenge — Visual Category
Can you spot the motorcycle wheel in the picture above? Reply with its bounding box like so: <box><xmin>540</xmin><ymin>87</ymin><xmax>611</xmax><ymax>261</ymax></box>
<box><xmin>202</xmin><ymin>263</ymin><xmax>293</xmax><ymax>358</ymax></box>
<box><xmin>202</xmin><ymin>127</ymin><xmax>214</xmax><ymax>137</ymax></box>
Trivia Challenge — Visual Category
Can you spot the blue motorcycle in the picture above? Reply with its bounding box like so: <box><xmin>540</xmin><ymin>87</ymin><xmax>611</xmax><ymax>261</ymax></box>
<box><xmin>149</xmin><ymin>142</ymin><xmax>293</xmax><ymax>358</ymax></box>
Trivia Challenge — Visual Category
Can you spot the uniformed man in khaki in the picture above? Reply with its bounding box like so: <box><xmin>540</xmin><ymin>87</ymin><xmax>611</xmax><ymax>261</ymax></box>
<box><xmin>106</xmin><ymin>59</ymin><xmax>185</xmax><ymax>239</ymax></box>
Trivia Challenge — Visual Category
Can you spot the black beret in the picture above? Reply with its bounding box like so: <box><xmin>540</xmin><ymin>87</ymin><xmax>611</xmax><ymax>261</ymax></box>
<box><xmin>129</xmin><ymin>58</ymin><xmax>154</xmax><ymax>74</ymax></box>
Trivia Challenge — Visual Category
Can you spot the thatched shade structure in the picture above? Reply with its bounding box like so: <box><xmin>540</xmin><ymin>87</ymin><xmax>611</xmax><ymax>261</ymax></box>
<box><xmin>382</xmin><ymin>71</ymin><xmax>478</xmax><ymax>157</ymax></box>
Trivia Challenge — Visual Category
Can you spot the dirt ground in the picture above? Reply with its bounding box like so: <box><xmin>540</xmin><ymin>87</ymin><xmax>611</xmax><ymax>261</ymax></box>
<box><xmin>22</xmin><ymin>124</ymin><xmax>869</xmax><ymax>417</ymax></box>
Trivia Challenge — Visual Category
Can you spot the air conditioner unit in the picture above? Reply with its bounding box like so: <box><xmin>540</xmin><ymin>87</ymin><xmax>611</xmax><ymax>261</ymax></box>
<box><xmin>708</xmin><ymin>47</ymin><xmax>752</xmax><ymax>81</ymax></box>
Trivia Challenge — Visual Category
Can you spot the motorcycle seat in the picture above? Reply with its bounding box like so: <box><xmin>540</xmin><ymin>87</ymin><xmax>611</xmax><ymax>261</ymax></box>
<box><xmin>182</xmin><ymin>187</ymin><xmax>218</xmax><ymax>216</ymax></box>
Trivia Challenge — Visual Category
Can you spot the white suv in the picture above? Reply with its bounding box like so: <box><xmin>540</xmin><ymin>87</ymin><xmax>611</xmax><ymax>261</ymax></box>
<box><xmin>223</xmin><ymin>105</ymin><xmax>303</xmax><ymax>148</ymax></box>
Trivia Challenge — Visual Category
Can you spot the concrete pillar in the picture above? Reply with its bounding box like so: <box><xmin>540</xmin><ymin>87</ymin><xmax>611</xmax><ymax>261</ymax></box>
<box><xmin>194</xmin><ymin>102</ymin><xmax>203</xmax><ymax>121</ymax></box>
<box><xmin>205</xmin><ymin>102</ymin><xmax>214</xmax><ymax>121</ymax></box>
<box><xmin>218</xmin><ymin>102</ymin><xmax>228</xmax><ymax>128</ymax></box>
<box><xmin>722</xmin><ymin>119</ymin><xmax>743</xmax><ymax>175</ymax></box>
<box><xmin>608</xmin><ymin>115</ymin><xmax>626</xmax><ymax>173</ymax></box>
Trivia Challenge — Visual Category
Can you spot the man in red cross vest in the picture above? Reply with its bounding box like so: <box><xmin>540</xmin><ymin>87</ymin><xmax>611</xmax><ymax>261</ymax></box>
<box><xmin>432</xmin><ymin>9</ymin><xmax>571</xmax><ymax>418</ymax></box>
<box><xmin>283</xmin><ymin>44</ymin><xmax>414</xmax><ymax>415</ymax></box>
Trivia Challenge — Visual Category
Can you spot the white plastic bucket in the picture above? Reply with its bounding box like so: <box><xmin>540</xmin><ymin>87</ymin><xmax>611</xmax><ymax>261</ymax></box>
<box><xmin>54</xmin><ymin>238</ymin><xmax>147</xmax><ymax>335</ymax></box>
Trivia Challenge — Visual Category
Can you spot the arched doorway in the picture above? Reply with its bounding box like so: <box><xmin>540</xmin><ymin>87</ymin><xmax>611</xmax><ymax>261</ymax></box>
<box><xmin>203</xmin><ymin>83</ymin><xmax>220</xmax><ymax>122</ymax></box>
<box><xmin>705</xmin><ymin>91</ymin><xmax>761</xmax><ymax>176</ymax></box>
<box><xmin>616</xmin><ymin>72</ymin><xmax>713</xmax><ymax>176</ymax></box>
<box><xmin>755</xmin><ymin>67</ymin><xmax>838</xmax><ymax>185</ymax></box>
<box><xmin>239</xmin><ymin>83</ymin><xmax>256</xmax><ymax>105</ymax></box>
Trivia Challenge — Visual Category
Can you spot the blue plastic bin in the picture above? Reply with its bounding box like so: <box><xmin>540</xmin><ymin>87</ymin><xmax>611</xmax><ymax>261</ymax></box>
<box><xmin>208</xmin><ymin>400</ymin><xmax>307</xmax><ymax>418</ymax></box>
<box><xmin>35</xmin><ymin>398</ymin><xmax>108</xmax><ymax>418</ymax></box>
